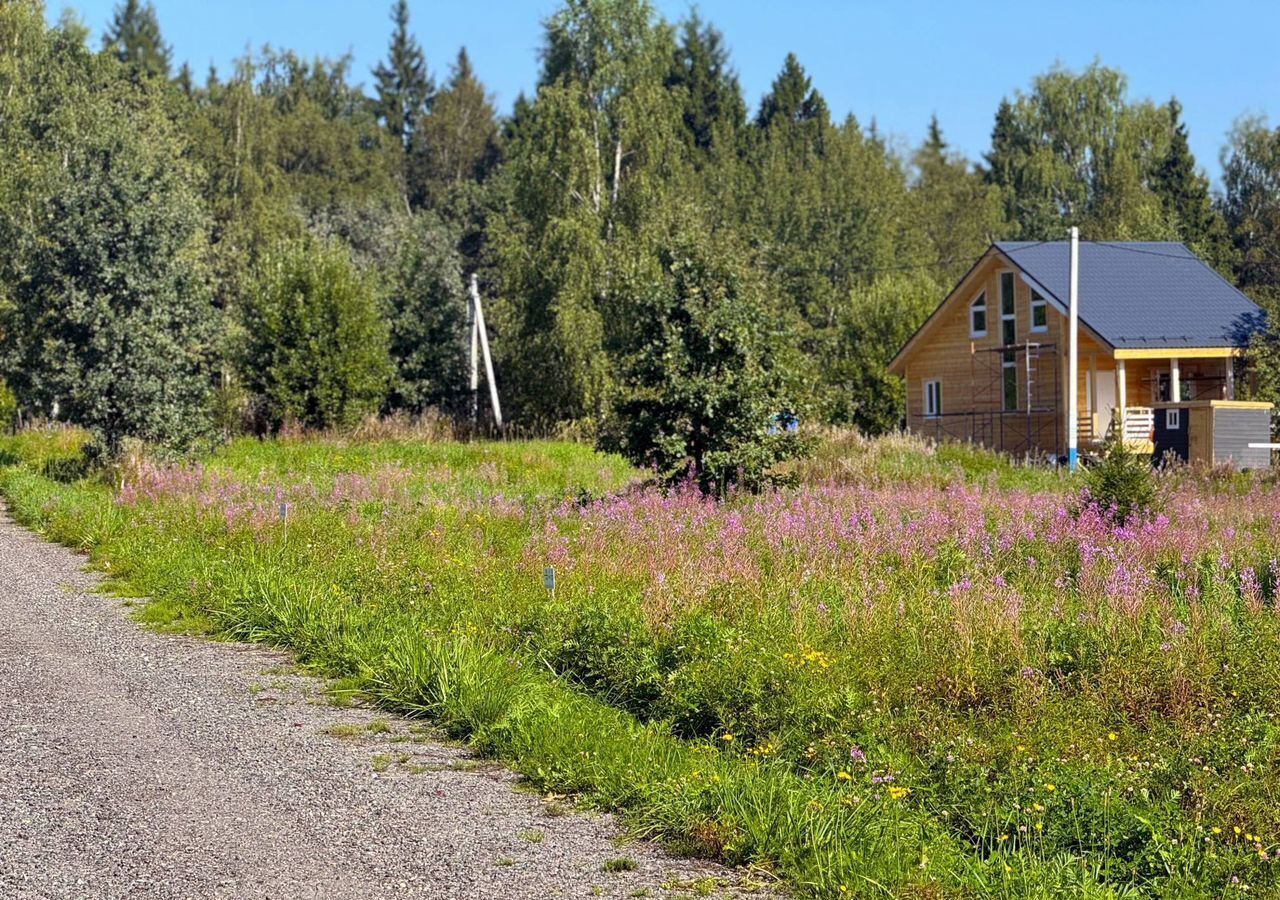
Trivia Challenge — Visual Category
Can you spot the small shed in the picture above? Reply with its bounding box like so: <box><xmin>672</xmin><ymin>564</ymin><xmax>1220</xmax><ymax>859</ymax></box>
<box><xmin>1152</xmin><ymin>400</ymin><xmax>1274</xmax><ymax>468</ymax></box>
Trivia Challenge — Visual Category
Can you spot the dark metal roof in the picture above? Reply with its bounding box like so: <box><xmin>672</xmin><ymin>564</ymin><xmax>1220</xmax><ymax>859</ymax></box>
<box><xmin>994</xmin><ymin>241</ymin><xmax>1265</xmax><ymax>349</ymax></box>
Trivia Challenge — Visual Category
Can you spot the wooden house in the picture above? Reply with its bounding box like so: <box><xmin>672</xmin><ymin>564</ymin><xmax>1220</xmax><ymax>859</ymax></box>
<box><xmin>887</xmin><ymin>241</ymin><xmax>1271</xmax><ymax>462</ymax></box>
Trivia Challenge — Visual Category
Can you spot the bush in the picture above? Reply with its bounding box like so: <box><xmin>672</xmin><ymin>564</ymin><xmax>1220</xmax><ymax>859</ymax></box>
<box><xmin>600</xmin><ymin>213</ymin><xmax>808</xmax><ymax>494</ymax></box>
<box><xmin>1083</xmin><ymin>431</ymin><xmax>1157</xmax><ymax>523</ymax></box>
<box><xmin>239</xmin><ymin>239</ymin><xmax>393</xmax><ymax>431</ymax></box>
<box><xmin>0</xmin><ymin>381</ymin><xmax>16</xmax><ymax>432</ymax></box>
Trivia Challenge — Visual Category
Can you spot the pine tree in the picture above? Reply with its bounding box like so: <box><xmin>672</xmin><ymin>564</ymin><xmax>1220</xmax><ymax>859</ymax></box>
<box><xmin>373</xmin><ymin>0</ymin><xmax>432</xmax><ymax>207</ymax></box>
<box><xmin>102</xmin><ymin>0</ymin><xmax>171</xmax><ymax>79</ymax></box>
<box><xmin>666</xmin><ymin>12</ymin><xmax>745</xmax><ymax>154</ymax></box>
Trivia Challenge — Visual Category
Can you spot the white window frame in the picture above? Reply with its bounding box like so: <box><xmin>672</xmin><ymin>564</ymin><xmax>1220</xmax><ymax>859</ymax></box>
<box><xmin>1030</xmin><ymin>290</ymin><xmax>1048</xmax><ymax>333</ymax></box>
<box><xmin>924</xmin><ymin>379</ymin><xmax>942</xmax><ymax>418</ymax></box>
<box><xmin>999</xmin><ymin>270</ymin><xmax>1017</xmax><ymax>346</ymax></box>
<box><xmin>969</xmin><ymin>292</ymin><xmax>988</xmax><ymax>338</ymax></box>
<box><xmin>1166</xmin><ymin>409</ymin><xmax>1181</xmax><ymax>430</ymax></box>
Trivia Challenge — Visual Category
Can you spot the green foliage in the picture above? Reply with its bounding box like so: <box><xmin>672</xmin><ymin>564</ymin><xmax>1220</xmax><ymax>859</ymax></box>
<box><xmin>415</xmin><ymin>48</ymin><xmax>500</xmax><ymax>208</ymax></box>
<box><xmin>239</xmin><ymin>239</ymin><xmax>393</xmax><ymax>430</ymax></box>
<box><xmin>600</xmin><ymin>215</ymin><xmax>806</xmax><ymax>492</ymax></box>
<box><xmin>0</xmin><ymin>382</ymin><xmax>16</xmax><ymax>432</ymax></box>
<box><xmin>490</xmin><ymin>0</ymin><xmax>684</xmax><ymax>427</ymax></box>
<box><xmin>1084</xmin><ymin>431</ymin><xmax>1158</xmax><ymax>523</ymax></box>
<box><xmin>665</xmin><ymin>12</ymin><xmax>744</xmax><ymax>156</ymax></box>
<box><xmin>1221</xmin><ymin>118</ymin><xmax>1280</xmax><ymax>293</ymax></box>
<box><xmin>832</xmin><ymin>273</ymin><xmax>941</xmax><ymax>433</ymax></box>
<box><xmin>102</xmin><ymin>0</ymin><xmax>171</xmax><ymax>79</ymax></box>
<box><xmin>0</xmin><ymin>22</ymin><xmax>216</xmax><ymax>453</ymax></box>
<box><xmin>384</xmin><ymin>214</ymin><xmax>469</xmax><ymax>415</ymax></box>
<box><xmin>911</xmin><ymin>116</ymin><xmax>1007</xmax><ymax>285</ymax></box>
<box><xmin>983</xmin><ymin>62</ymin><xmax>1210</xmax><ymax>243</ymax></box>
<box><xmin>372</xmin><ymin>0</ymin><xmax>433</xmax><ymax>207</ymax></box>
<box><xmin>1151</xmin><ymin>100</ymin><xmax>1231</xmax><ymax>266</ymax></box>
<box><xmin>5</xmin><ymin>432</ymin><xmax>1280</xmax><ymax>897</ymax></box>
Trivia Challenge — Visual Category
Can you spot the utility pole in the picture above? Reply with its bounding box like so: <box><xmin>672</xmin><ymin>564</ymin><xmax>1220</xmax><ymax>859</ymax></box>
<box><xmin>469</xmin><ymin>291</ymin><xmax>479</xmax><ymax>427</ymax></box>
<box><xmin>468</xmin><ymin>274</ymin><xmax>503</xmax><ymax>430</ymax></box>
<box><xmin>1068</xmin><ymin>227</ymin><xmax>1080</xmax><ymax>472</ymax></box>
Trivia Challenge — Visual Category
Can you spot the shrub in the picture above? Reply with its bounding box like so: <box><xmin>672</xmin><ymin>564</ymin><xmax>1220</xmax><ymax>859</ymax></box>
<box><xmin>1083</xmin><ymin>430</ymin><xmax>1158</xmax><ymax>523</ymax></box>
<box><xmin>239</xmin><ymin>239</ymin><xmax>393</xmax><ymax>431</ymax></box>
<box><xmin>0</xmin><ymin>381</ymin><xmax>16</xmax><ymax>432</ymax></box>
<box><xmin>600</xmin><ymin>213</ymin><xmax>808</xmax><ymax>494</ymax></box>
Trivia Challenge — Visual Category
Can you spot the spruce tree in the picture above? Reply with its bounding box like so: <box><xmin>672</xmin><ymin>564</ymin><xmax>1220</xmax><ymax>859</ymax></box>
<box><xmin>1152</xmin><ymin>99</ymin><xmax>1228</xmax><ymax>262</ymax></box>
<box><xmin>666</xmin><ymin>12</ymin><xmax>745</xmax><ymax>154</ymax></box>
<box><xmin>102</xmin><ymin>0</ymin><xmax>171</xmax><ymax>79</ymax></box>
<box><xmin>373</xmin><ymin>0</ymin><xmax>432</xmax><ymax>206</ymax></box>
<box><xmin>756</xmin><ymin>53</ymin><xmax>827</xmax><ymax>130</ymax></box>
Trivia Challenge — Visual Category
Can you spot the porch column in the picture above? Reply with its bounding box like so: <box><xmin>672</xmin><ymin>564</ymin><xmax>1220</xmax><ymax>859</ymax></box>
<box><xmin>1170</xmin><ymin>357</ymin><xmax>1181</xmax><ymax>403</ymax></box>
<box><xmin>1116</xmin><ymin>359</ymin><xmax>1127</xmax><ymax>435</ymax></box>
<box><xmin>1225</xmin><ymin>357</ymin><xmax>1235</xmax><ymax>400</ymax></box>
<box><xmin>1088</xmin><ymin>355</ymin><xmax>1098</xmax><ymax>441</ymax></box>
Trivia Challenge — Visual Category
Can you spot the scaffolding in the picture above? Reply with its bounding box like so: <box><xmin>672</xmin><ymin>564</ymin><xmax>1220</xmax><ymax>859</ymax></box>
<box><xmin>913</xmin><ymin>340</ymin><xmax>1062</xmax><ymax>460</ymax></box>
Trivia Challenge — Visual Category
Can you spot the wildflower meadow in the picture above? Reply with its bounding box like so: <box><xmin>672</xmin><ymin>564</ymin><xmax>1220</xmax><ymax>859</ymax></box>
<box><xmin>4</xmin><ymin>428</ymin><xmax>1280</xmax><ymax>897</ymax></box>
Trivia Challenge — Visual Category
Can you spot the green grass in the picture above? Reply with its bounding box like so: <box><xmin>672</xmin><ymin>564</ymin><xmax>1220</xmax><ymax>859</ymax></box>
<box><xmin>4</xmin><ymin>426</ymin><xmax>1280</xmax><ymax>897</ymax></box>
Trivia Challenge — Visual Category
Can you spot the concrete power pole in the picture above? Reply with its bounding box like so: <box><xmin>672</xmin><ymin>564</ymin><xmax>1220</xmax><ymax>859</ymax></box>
<box><xmin>468</xmin><ymin>274</ymin><xmax>503</xmax><ymax>430</ymax></box>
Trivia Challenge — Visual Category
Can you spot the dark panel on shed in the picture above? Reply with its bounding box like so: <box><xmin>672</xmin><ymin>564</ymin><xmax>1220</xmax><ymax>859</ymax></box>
<box><xmin>1213</xmin><ymin>408</ymin><xmax>1272</xmax><ymax>469</ymax></box>
<box><xmin>1153</xmin><ymin>408</ymin><xmax>1189</xmax><ymax>463</ymax></box>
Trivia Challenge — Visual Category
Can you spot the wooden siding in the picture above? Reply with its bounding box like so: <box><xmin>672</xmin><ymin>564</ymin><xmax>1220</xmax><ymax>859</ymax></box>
<box><xmin>900</xmin><ymin>252</ymin><xmax>1081</xmax><ymax>455</ymax></box>
<box><xmin>896</xmin><ymin>248</ymin><xmax>1252</xmax><ymax>458</ymax></box>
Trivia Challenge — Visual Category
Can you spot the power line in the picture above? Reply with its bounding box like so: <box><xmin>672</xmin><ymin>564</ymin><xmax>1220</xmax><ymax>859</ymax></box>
<box><xmin>1092</xmin><ymin>241</ymin><xmax>1199</xmax><ymax>261</ymax></box>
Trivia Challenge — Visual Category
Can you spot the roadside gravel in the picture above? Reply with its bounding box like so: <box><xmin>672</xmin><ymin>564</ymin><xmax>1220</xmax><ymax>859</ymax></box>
<box><xmin>0</xmin><ymin>508</ymin><xmax>760</xmax><ymax>899</ymax></box>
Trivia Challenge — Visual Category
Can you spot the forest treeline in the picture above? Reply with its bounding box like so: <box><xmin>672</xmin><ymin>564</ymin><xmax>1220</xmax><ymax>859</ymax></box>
<box><xmin>1</xmin><ymin>0</ymin><xmax>1278</xmax><ymax>481</ymax></box>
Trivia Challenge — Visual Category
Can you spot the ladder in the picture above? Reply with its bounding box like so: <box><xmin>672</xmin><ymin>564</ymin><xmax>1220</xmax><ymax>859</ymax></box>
<box><xmin>1024</xmin><ymin>342</ymin><xmax>1041</xmax><ymax>412</ymax></box>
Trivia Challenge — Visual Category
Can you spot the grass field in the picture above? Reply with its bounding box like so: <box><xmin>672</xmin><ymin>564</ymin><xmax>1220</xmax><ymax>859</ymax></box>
<box><xmin>4</xmin><ymin>427</ymin><xmax>1280</xmax><ymax>897</ymax></box>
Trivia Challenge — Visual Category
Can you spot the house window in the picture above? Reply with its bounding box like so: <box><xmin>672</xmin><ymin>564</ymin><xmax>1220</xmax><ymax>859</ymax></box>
<box><xmin>1002</xmin><ymin>357</ymin><xmax>1018</xmax><ymax>412</ymax></box>
<box><xmin>1030</xmin><ymin>290</ymin><xmax>1048</xmax><ymax>333</ymax></box>
<box><xmin>924</xmin><ymin>380</ymin><xmax>942</xmax><ymax>418</ymax></box>
<box><xmin>1000</xmin><ymin>272</ymin><xmax>1016</xmax><ymax>345</ymax></box>
<box><xmin>970</xmin><ymin>293</ymin><xmax>987</xmax><ymax>338</ymax></box>
<box><xmin>1166</xmin><ymin>409</ymin><xmax>1181</xmax><ymax>430</ymax></box>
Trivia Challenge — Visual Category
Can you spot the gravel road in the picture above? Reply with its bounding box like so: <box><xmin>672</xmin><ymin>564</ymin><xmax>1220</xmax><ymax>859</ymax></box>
<box><xmin>0</xmin><ymin>509</ymin><xmax>757</xmax><ymax>899</ymax></box>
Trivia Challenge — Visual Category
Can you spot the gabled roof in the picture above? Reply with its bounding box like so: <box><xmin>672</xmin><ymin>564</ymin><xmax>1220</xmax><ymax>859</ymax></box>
<box><xmin>995</xmin><ymin>241</ymin><xmax>1264</xmax><ymax>350</ymax></box>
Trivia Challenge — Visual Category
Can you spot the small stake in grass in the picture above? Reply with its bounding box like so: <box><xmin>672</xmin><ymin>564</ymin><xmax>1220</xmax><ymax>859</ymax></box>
<box><xmin>543</xmin><ymin>565</ymin><xmax>556</xmax><ymax>597</ymax></box>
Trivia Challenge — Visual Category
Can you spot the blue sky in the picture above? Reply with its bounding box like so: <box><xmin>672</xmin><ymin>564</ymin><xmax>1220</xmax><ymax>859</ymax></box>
<box><xmin>53</xmin><ymin>0</ymin><xmax>1279</xmax><ymax>185</ymax></box>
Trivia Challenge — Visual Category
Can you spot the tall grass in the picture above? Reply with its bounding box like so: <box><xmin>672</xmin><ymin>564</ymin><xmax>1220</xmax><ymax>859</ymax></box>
<box><xmin>3</xmin><ymin>427</ymin><xmax>1279</xmax><ymax>897</ymax></box>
